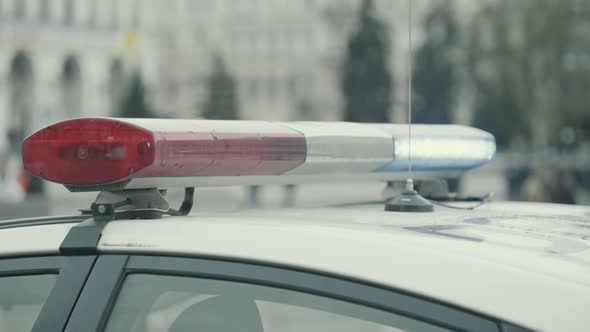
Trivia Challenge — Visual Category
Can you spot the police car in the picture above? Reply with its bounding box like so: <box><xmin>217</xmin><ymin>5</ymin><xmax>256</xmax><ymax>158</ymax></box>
<box><xmin>1</xmin><ymin>118</ymin><xmax>588</xmax><ymax>332</ymax></box>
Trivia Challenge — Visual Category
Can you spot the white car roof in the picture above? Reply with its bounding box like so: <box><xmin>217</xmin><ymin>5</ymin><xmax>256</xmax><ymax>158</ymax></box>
<box><xmin>1</xmin><ymin>201</ymin><xmax>589</xmax><ymax>331</ymax></box>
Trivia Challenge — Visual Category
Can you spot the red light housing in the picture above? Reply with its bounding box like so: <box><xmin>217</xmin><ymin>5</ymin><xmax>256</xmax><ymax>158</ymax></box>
<box><xmin>23</xmin><ymin>118</ymin><xmax>155</xmax><ymax>186</ymax></box>
<box><xmin>22</xmin><ymin>118</ymin><xmax>307</xmax><ymax>188</ymax></box>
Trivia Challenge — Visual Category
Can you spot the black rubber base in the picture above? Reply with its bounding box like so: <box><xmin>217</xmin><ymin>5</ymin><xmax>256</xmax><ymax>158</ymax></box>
<box><xmin>384</xmin><ymin>190</ymin><xmax>434</xmax><ymax>213</ymax></box>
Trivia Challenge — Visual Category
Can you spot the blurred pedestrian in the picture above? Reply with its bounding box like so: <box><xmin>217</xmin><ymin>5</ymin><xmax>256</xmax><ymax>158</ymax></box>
<box><xmin>0</xmin><ymin>154</ymin><xmax>27</xmax><ymax>203</ymax></box>
<box><xmin>505</xmin><ymin>167</ymin><xmax>530</xmax><ymax>201</ymax></box>
<box><xmin>283</xmin><ymin>184</ymin><xmax>296</xmax><ymax>208</ymax></box>
<box><xmin>247</xmin><ymin>185</ymin><xmax>260</xmax><ymax>208</ymax></box>
<box><xmin>548</xmin><ymin>171</ymin><xmax>576</xmax><ymax>205</ymax></box>
<box><xmin>521</xmin><ymin>168</ymin><xmax>547</xmax><ymax>202</ymax></box>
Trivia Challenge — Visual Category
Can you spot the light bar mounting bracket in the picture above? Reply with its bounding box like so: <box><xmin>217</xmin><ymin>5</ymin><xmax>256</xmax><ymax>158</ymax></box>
<box><xmin>81</xmin><ymin>187</ymin><xmax>195</xmax><ymax>221</ymax></box>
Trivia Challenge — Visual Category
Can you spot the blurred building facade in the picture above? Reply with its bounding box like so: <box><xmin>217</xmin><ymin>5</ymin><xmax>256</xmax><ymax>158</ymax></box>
<box><xmin>157</xmin><ymin>0</ymin><xmax>363</xmax><ymax>122</ymax></box>
<box><xmin>2</xmin><ymin>0</ymin><xmax>586</xmax><ymax>206</ymax></box>
<box><xmin>0</xmin><ymin>0</ymin><xmax>483</xmax><ymax>149</ymax></box>
<box><xmin>158</xmin><ymin>0</ymin><xmax>479</xmax><ymax>123</ymax></box>
<box><xmin>0</xmin><ymin>0</ymin><xmax>485</xmax><ymax>155</ymax></box>
<box><xmin>0</xmin><ymin>0</ymin><xmax>163</xmax><ymax>154</ymax></box>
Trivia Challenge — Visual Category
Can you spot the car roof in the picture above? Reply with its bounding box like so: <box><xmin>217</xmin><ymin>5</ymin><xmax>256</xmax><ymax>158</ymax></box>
<box><xmin>1</xmin><ymin>201</ymin><xmax>589</xmax><ymax>331</ymax></box>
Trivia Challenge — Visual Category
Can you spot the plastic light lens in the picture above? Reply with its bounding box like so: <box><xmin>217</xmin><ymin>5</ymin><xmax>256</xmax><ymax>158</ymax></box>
<box><xmin>375</xmin><ymin>124</ymin><xmax>496</xmax><ymax>172</ymax></box>
<box><xmin>22</xmin><ymin>118</ymin><xmax>307</xmax><ymax>186</ymax></box>
<box><xmin>23</xmin><ymin>118</ymin><xmax>155</xmax><ymax>185</ymax></box>
<box><xmin>146</xmin><ymin>131</ymin><xmax>307</xmax><ymax>177</ymax></box>
<box><xmin>386</xmin><ymin>137</ymin><xmax>496</xmax><ymax>171</ymax></box>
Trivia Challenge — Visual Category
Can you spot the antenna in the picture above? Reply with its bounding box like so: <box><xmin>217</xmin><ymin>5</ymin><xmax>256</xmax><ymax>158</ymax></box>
<box><xmin>385</xmin><ymin>0</ymin><xmax>433</xmax><ymax>213</ymax></box>
<box><xmin>407</xmin><ymin>0</ymin><xmax>413</xmax><ymax>186</ymax></box>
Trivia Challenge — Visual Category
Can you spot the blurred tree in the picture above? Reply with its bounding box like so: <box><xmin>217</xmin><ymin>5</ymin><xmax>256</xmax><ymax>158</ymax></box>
<box><xmin>202</xmin><ymin>55</ymin><xmax>239</xmax><ymax>120</ymax></box>
<box><xmin>467</xmin><ymin>0</ymin><xmax>590</xmax><ymax>149</ymax></box>
<box><xmin>413</xmin><ymin>1</ymin><xmax>458</xmax><ymax>124</ymax></box>
<box><xmin>466</xmin><ymin>2</ymin><xmax>531</xmax><ymax>148</ymax></box>
<box><xmin>559</xmin><ymin>2</ymin><xmax>590</xmax><ymax>136</ymax></box>
<box><xmin>341</xmin><ymin>0</ymin><xmax>392</xmax><ymax>123</ymax></box>
<box><xmin>118</xmin><ymin>71</ymin><xmax>153</xmax><ymax>118</ymax></box>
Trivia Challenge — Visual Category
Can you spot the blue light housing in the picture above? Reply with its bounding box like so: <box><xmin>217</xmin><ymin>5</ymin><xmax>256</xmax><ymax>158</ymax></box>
<box><xmin>377</xmin><ymin>125</ymin><xmax>496</xmax><ymax>172</ymax></box>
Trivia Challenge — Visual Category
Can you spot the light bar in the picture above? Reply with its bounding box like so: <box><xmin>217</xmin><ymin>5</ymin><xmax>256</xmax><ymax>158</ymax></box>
<box><xmin>22</xmin><ymin>118</ymin><xmax>495</xmax><ymax>191</ymax></box>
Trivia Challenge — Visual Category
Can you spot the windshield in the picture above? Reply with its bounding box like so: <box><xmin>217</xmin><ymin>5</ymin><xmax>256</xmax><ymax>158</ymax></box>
<box><xmin>0</xmin><ymin>0</ymin><xmax>588</xmax><ymax>217</ymax></box>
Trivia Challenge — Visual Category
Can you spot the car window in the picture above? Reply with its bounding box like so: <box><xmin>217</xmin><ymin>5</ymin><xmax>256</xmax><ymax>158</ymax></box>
<box><xmin>0</xmin><ymin>274</ymin><xmax>58</xmax><ymax>332</ymax></box>
<box><xmin>104</xmin><ymin>273</ymin><xmax>453</xmax><ymax>332</ymax></box>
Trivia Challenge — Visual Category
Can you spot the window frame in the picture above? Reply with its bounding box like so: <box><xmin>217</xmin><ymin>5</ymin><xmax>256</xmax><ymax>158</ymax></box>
<box><xmin>66</xmin><ymin>254</ymin><xmax>503</xmax><ymax>332</ymax></box>
<box><xmin>0</xmin><ymin>255</ymin><xmax>63</xmax><ymax>276</ymax></box>
<box><xmin>0</xmin><ymin>255</ymin><xmax>96</xmax><ymax>332</ymax></box>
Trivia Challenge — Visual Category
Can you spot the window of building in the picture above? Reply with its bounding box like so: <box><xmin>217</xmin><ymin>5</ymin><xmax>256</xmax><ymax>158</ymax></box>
<box><xmin>61</xmin><ymin>55</ymin><xmax>82</xmax><ymax>119</ymax></box>
<box><xmin>267</xmin><ymin>77</ymin><xmax>277</xmax><ymax>98</ymax></box>
<box><xmin>14</xmin><ymin>0</ymin><xmax>26</xmax><ymax>19</ymax></box>
<box><xmin>132</xmin><ymin>0</ymin><xmax>140</xmax><ymax>28</ymax></box>
<box><xmin>39</xmin><ymin>0</ymin><xmax>50</xmax><ymax>22</ymax></box>
<box><xmin>64</xmin><ymin>0</ymin><xmax>74</xmax><ymax>24</ymax></box>
<box><xmin>248</xmin><ymin>78</ymin><xmax>260</xmax><ymax>99</ymax></box>
<box><xmin>88</xmin><ymin>0</ymin><xmax>97</xmax><ymax>27</ymax></box>
<box><xmin>111</xmin><ymin>0</ymin><xmax>119</xmax><ymax>28</ymax></box>
<box><xmin>109</xmin><ymin>58</ymin><xmax>125</xmax><ymax>115</ymax></box>
<box><xmin>287</xmin><ymin>76</ymin><xmax>297</xmax><ymax>96</ymax></box>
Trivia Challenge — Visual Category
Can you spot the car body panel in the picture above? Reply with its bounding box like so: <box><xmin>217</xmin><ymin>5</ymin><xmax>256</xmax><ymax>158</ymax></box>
<box><xmin>0</xmin><ymin>201</ymin><xmax>589</xmax><ymax>331</ymax></box>
<box><xmin>94</xmin><ymin>202</ymin><xmax>590</xmax><ymax>331</ymax></box>
<box><xmin>0</xmin><ymin>223</ymin><xmax>72</xmax><ymax>257</ymax></box>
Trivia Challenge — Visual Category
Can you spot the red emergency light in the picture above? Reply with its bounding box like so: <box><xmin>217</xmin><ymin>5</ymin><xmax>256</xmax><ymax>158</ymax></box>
<box><xmin>22</xmin><ymin>118</ymin><xmax>307</xmax><ymax>186</ymax></box>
